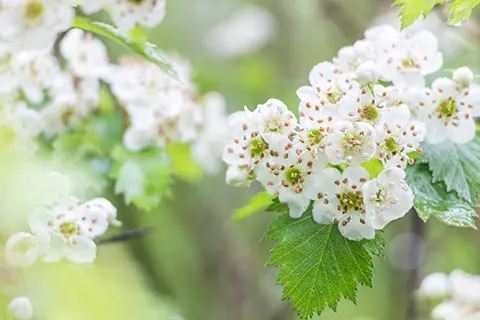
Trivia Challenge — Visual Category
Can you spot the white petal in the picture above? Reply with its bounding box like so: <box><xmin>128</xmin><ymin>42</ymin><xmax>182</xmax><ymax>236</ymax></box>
<box><xmin>296</xmin><ymin>86</ymin><xmax>317</xmax><ymax>102</ymax></box>
<box><xmin>432</xmin><ymin>78</ymin><xmax>458</xmax><ymax>100</ymax></box>
<box><xmin>342</xmin><ymin>166</ymin><xmax>369</xmax><ymax>185</ymax></box>
<box><xmin>419</xmin><ymin>273</ymin><xmax>450</xmax><ymax>298</ymax></box>
<box><xmin>65</xmin><ymin>237</ymin><xmax>97</xmax><ymax>263</ymax></box>
<box><xmin>42</xmin><ymin>233</ymin><xmax>67</xmax><ymax>263</ymax></box>
<box><xmin>312</xmin><ymin>198</ymin><xmax>341</xmax><ymax>224</ymax></box>
<box><xmin>338</xmin><ymin>215</ymin><xmax>375</xmax><ymax>241</ymax></box>
<box><xmin>425</xmin><ymin>120</ymin><xmax>447</xmax><ymax>144</ymax></box>
<box><xmin>447</xmin><ymin>117</ymin><xmax>476</xmax><ymax>144</ymax></box>
<box><xmin>378</xmin><ymin>167</ymin><xmax>406</xmax><ymax>182</ymax></box>
<box><xmin>28</xmin><ymin>207</ymin><xmax>56</xmax><ymax>235</ymax></box>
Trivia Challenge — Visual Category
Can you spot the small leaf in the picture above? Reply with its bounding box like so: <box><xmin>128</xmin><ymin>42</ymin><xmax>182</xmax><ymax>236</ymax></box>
<box><xmin>72</xmin><ymin>16</ymin><xmax>176</xmax><ymax>77</ymax></box>
<box><xmin>447</xmin><ymin>0</ymin><xmax>480</xmax><ymax>25</ymax></box>
<box><xmin>265</xmin><ymin>198</ymin><xmax>290</xmax><ymax>214</ymax></box>
<box><xmin>418</xmin><ymin>137</ymin><xmax>480</xmax><ymax>204</ymax></box>
<box><xmin>361</xmin><ymin>158</ymin><xmax>384</xmax><ymax>179</ymax></box>
<box><xmin>110</xmin><ymin>146</ymin><xmax>172</xmax><ymax>211</ymax></box>
<box><xmin>233</xmin><ymin>192</ymin><xmax>275</xmax><ymax>220</ymax></box>
<box><xmin>165</xmin><ymin>144</ymin><xmax>203</xmax><ymax>182</ymax></box>
<box><xmin>394</xmin><ymin>0</ymin><xmax>439</xmax><ymax>28</ymax></box>
<box><xmin>406</xmin><ymin>164</ymin><xmax>477</xmax><ymax>229</ymax></box>
<box><xmin>265</xmin><ymin>212</ymin><xmax>381</xmax><ymax>318</ymax></box>
<box><xmin>360</xmin><ymin>231</ymin><xmax>385</xmax><ymax>258</ymax></box>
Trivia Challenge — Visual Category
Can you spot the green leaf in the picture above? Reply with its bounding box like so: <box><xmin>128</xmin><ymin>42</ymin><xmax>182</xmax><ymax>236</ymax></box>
<box><xmin>406</xmin><ymin>164</ymin><xmax>477</xmax><ymax>228</ymax></box>
<box><xmin>165</xmin><ymin>144</ymin><xmax>203</xmax><ymax>182</ymax></box>
<box><xmin>447</xmin><ymin>0</ymin><xmax>480</xmax><ymax>25</ymax></box>
<box><xmin>418</xmin><ymin>137</ymin><xmax>480</xmax><ymax>204</ymax></box>
<box><xmin>233</xmin><ymin>192</ymin><xmax>275</xmax><ymax>220</ymax></box>
<box><xmin>265</xmin><ymin>198</ymin><xmax>290</xmax><ymax>214</ymax></box>
<box><xmin>360</xmin><ymin>158</ymin><xmax>384</xmax><ymax>179</ymax></box>
<box><xmin>360</xmin><ymin>231</ymin><xmax>385</xmax><ymax>258</ymax></box>
<box><xmin>72</xmin><ymin>16</ymin><xmax>176</xmax><ymax>78</ymax></box>
<box><xmin>265</xmin><ymin>213</ymin><xmax>380</xmax><ymax>319</ymax></box>
<box><xmin>110</xmin><ymin>146</ymin><xmax>172</xmax><ymax>211</ymax></box>
<box><xmin>393</xmin><ymin>0</ymin><xmax>440</xmax><ymax>28</ymax></box>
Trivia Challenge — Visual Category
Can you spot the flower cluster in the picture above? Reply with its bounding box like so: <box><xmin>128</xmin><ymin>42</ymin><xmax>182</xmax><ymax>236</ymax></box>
<box><xmin>0</xmin><ymin>0</ymin><xmax>166</xmax><ymax>54</ymax></box>
<box><xmin>419</xmin><ymin>270</ymin><xmax>480</xmax><ymax>320</ymax></box>
<box><xmin>222</xmin><ymin>25</ymin><xmax>480</xmax><ymax>240</ymax></box>
<box><xmin>4</xmin><ymin>173</ymin><xmax>121</xmax><ymax>265</ymax></box>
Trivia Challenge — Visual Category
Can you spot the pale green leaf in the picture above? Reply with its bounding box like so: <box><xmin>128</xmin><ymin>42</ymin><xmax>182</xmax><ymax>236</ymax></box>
<box><xmin>405</xmin><ymin>164</ymin><xmax>477</xmax><ymax>228</ymax></box>
<box><xmin>72</xmin><ymin>16</ymin><xmax>176</xmax><ymax>77</ymax></box>
<box><xmin>165</xmin><ymin>144</ymin><xmax>203</xmax><ymax>182</ymax></box>
<box><xmin>394</xmin><ymin>0</ymin><xmax>440</xmax><ymax>28</ymax></box>
<box><xmin>265</xmin><ymin>212</ymin><xmax>382</xmax><ymax>318</ymax></box>
<box><xmin>418</xmin><ymin>137</ymin><xmax>480</xmax><ymax>204</ymax></box>
<box><xmin>233</xmin><ymin>192</ymin><xmax>275</xmax><ymax>220</ymax></box>
<box><xmin>110</xmin><ymin>146</ymin><xmax>172</xmax><ymax>211</ymax></box>
<box><xmin>447</xmin><ymin>0</ymin><xmax>480</xmax><ymax>25</ymax></box>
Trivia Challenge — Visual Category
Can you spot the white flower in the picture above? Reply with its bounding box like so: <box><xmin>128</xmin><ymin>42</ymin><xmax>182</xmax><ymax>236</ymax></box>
<box><xmin>5</xmin><ymin>232</ymin><xmax>43</xmax><ymax>266</ymax></box>
<box><xmin>309</xmin><ymin>166</ymin><xmax>375</xmax><ymax>240</ymax></box>
<box><xmin>297</xmin><ymin>62</ymin><xmax>359</xmax><ymax>117</ymax></box>
<box><xmin>66</xmin><ymin>0</ymin><xmax>103</xmax><ymax>14</ymax></box>
<box><xmin>82</xmin><ymin>197</ymin><xmax>122</xmax><ymax>228</ymax></box>
<box><xmin>225</xmin><ymin>165</ymin><xmax>250</xmax><ymax>187</ymax></box>
<box><xmin>0</xmin><ymin>0</ymin><xmax>74</xmax><ymax>50</ymax></box>
<box><xmin>191</xmin><ymin>92</ymin><xmax>230</xmax><ymax>174</ymax></box>
<box><xmin>362</xmin><ymin>167</ymin><xmax>413</xmax><ymax>229</ymax></box>
<box><xmin>250</xmin><ymin>99</ymin><xmax>297</xmax><ymax>144</ymax></box>
<box><xmin>105</xmin><ymin>0</ymin><xmax>166</xmax><ymax>30</ymax></box>
<box><xmin>419</xmin><ymin>272</ymin><xmax>450</xmax><ymax>299</ymax></box>
<box><xmin>450</xmin><ymin>270</ymin><xmax>480</xmax><ymax>308</ymax></box>
<box><xmin>422</xmin><ymin>74</ymin><xmax>480</xmax><ymax>144</ymax></box>
<box><xmin>324</xmin><ymin>121</ymin><xmax>376</xmax><ymax>166</ymax></box>
<box><xmin>376</xmin><ymin>30</ymin><xmax>443</xmax><ymax>87</ymax></box>
<box><xmin>60</xmin><ymin>29</ymin><xmax>110</xmax><ymax>78</ymax></box>
<box><xmin>206</xmin><ymin>4</ymin><xmax>276</xmax><ymax>58</ymax></box>
<box><xmin>8</xmin><ymin>297</ymin><xmax>33</xmax><ymax>320</ymax></box>
<box><xmin>256</xmin><ymin>137</ymin><xmax>326</xmax><ymax>218</ymax></box>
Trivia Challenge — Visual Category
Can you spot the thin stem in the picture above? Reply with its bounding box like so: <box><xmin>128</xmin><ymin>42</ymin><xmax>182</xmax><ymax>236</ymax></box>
<box><xmin>406</xmin><ymin>209</ymin><xmax>426</xmax><ymax>320</ymax></box>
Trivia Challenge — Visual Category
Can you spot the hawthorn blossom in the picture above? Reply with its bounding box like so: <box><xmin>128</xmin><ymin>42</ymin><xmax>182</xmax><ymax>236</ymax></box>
<box><xmin>419</xmin><ymin>273</ymin><xmax>450</xmax><ymax>299</ymax></box>
<box><xmin>323</xmin><ymin>121</ymin><xmax>376</xmax><ymax>166</ymax></box>
<box><xmin>256</xmin><ymin>137</ymin><xmax>326</xmax><ymax>218</ymax></box>
<box><xmin>363</xmin><ymin>167</ymin><xmax>413</xmax><ymax>228</ymax></box>
<box><xmin>5</xmin><ymin>232</ymin><xmax>44</xmax><ymax>266</ymax></box>
<box><xmin>309</xmin><ymin>166</ymin><xmax>375</xmax><ymax>240</ymax></box>
<box><xmin>0</xmin><ymin>0</ymin><xmax>74</xmax><ymax>50</ymax></box>
<box><xmin>421</xmin><ymin>69</ymin><xmax>480</xmax><ymax>144</ymax></box>
<box><xmin>105</xmin><ymin>0</ymin><xmax>166</xmax><ymax>30</ymax></box>
<box><xmin>8</xmin><ymin>297</ymin><xmax>33</xmax><ymax>320</ymax></box>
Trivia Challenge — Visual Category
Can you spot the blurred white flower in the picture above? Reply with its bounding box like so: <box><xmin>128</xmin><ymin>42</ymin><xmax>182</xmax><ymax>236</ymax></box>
<box><xmin>419</xmin><ymin>272</ymin><xmax>450</xmax><ymax>299</ymax></box>
<box><xmin>105</xmin><ymin>0</ymin><xmax>166</xmax><ymax>30</ymax></box>
<box><xmin>191</xmin><ymin>92</ymin><xmax>230</xmax><ymax>174</ymax></box>
<box><xmin>206</xmin><ymin>5</ymin><xmax>276</xmax><ymax>58</ymax></box>
<box><xmin>8</xmin><ymin>296</ymin><xmax>33</xmax><ymax>320</ymax></box>
<box><xmin>5</xmin><ymin>232</ymin><xmax>44</xmax><ymax>266</ymax></box>
<box><xmin>0</xmin><ymin>0</ymin><xmax>74</xmax><ymax>51</ymax></box>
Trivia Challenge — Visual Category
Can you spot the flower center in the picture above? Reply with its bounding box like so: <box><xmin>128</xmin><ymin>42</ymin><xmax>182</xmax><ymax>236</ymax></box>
<box><xmin>338</xmin><ymin>191</ymin><xmax>364</xmax><ymax>213</ymax></box>
<box><xmin>438</xmin><ymin>98</ymin><xmax>457</xmax><ymax>118</ymax></box>
<box><xmin>343</xmin><ymin>133</ymin><xmax>363</xmax><ymax>152</ymax></box>
<box><xmin>59</xmin><ymin>222</ymin><xmax>78</xmax><ymax>237</ymax></box>
<box><xmin>308</xmin><ymin>129</ymin><xmax>324</xmax><ymax>145</ymax></box>
<box><xmin>401</xmin><ymin>58</ymin><xmax>416</xmax><ymax>69</ymax></box>
<box><xmin>327</xmin><ymin>89</ymin><xmax>343</xmax><ymax>104</ymax></box>
<box><xmin>285</xmin><ymin>167</ymin><xmax>302</xmax><ymax>186</ymax></box>
<box><xmin>385</xmin><ymin>137</ymin><xmax>400</xmax><ymax>153</ymax></box>
<box><xmin>24</xmin><ymin>1</ymin><xmax>44</xmax><ymax>20</ymax></box>
<box><xmin>358</xmin><ymin>105</ymin><xmax>378</xmax><ymax>121</ymax></box>
<box><xmin>249</xmin><ymin>138</ymin><xmax>267</xmax><ymax>156</ymax></box>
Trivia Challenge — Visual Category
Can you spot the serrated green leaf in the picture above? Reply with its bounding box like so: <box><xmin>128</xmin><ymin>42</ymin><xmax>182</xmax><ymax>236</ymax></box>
<box><xmin>265</xmin><ymin>198</ymin><xmax>291</xmax><ymax>214</ymax></box>
<box><xmin>110</xmin><ymin>146</ymin><xmax>172</xmax><ymax>211</ymax></box>
<box><xmin>165</xmin><ymin>144</ymin><xmax>203</xmax><ymax>182</ymax></box>
<box><xmin>233</xmin><ymin>192</ymin><xmax>275</xmax><ymax>220</ymax></box>
<box><xmin>360</xmin><ymin>231</ymin><xmax>385</xmax><ymax>258</ymax></box>
<box><xmin>419</xmin><ymin>137</ymin><xmax>480</xmax><ymax>204</ymax></box>
<box><xmin>265</xmin><ymin>213</ymin><xmax>379</xmax><ymax>319</ymax></box>
<box><xmin>394</xmin><ymin>0</ymin><xmax>440</xmax><ymax>28</ymax></box>
<box><xmin>406</xmin><ymin>164</ymin><xmax>477</xmax><ymax>228</ymax></box>
<box><xmin>447</xmin><ymin>0</ymin><xmax>480</xmax><ymax>25</ymax></box>
<box><xmin>72</xmin><ymin>16</ymin><xmax>176</xmax><ymax>78</ymax></box>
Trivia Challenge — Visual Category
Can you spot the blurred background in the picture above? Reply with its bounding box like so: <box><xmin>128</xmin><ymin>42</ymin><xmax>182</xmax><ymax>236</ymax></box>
<box><xmin>3</xmin><ymin>0</ymin><xmax>480</xmax><ymax>319</ymax></box>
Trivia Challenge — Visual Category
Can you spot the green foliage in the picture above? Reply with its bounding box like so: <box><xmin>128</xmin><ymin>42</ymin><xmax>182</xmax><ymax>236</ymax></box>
<box><xmin>419</xmin><ymin>138</ymin><xmax>480</xmax><ymax>205</ymax></box>
<box><xmin>110</xmin><ymin>146</ymin><xmax>172</xmax><ymax>211</ymax></box>
<box><xmin>394</xmin><ymin>0</ymin><xmax>480</xmax><ymax>27</ymax></box>
<box><xmin>265</xmin><ymin>210</ymin><xmax>384</xmax><ymax>319</ymax></box>
<box><xmin>360</xmin><ymin>158</ymin><xmax>384</xmax><ymax>179</ymax></box>
<box><xmin>406</xmin><ymin>164</ymin><xmax>477</xmax><ymax>228</ymax></box>
<box><xmin>72</xmin><ymin>16</ymin><xmax>176</xmax><ymax>77</ymax></box>
<box><xmin>265</xmin><ymin>198</ymin><xmax>290</xmax><ymax>214</ymax></box>
<box><xmin>360</xmin><ymin>231</ymin><xmax>385</xmax><ymax>258</ymax></box>
<box><xmin>447</xmin><ymin>0</ymin><xmax>480</xmax><ymax>25</ymax></box>
<box><xmin>165</xmin><ymin>144</ymin><xmax>203</xmax><ymax>182</ymax></box>
<box><xmin>393</xmin><ymin>0</ymin><xmax>444</xmax><ymax>28</ymax></box>
<box><xmin>233</xmin><ymin>192</ymin><xmax>275</xmax><ymax>220</ymax></box>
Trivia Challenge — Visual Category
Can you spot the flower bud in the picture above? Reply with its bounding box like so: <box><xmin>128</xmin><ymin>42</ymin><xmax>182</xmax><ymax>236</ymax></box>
<box><xmin>8</xmin><ymin>297</ymin><xmax>33</xmax><ymax>320</ymax></box>
<box><xmin>356</xmin><ymin>61</ymin><xmax>380</xmax><ymax>84</ymax></box>
<box><xmin>453</xmin><ymin>67</ymin><xmax>474</xmax><ymax>87</ymax></box>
